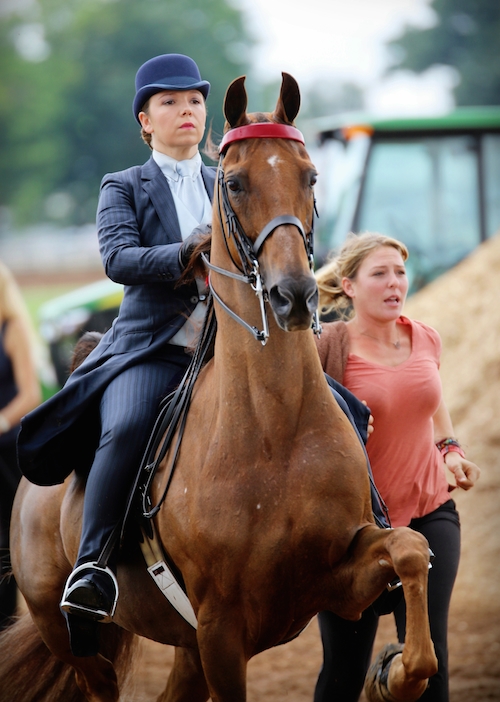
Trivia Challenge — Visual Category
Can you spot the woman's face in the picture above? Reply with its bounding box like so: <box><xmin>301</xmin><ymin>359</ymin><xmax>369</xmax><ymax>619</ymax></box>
<box><xmin>139</xmin><ymin>89</ymin><xmax>206</xmax><ymax>160</ymax></box>
<box><xmin>342</xmin><ymin>245</ymin><xmax>408</xmax><ymax>321</ymax></box>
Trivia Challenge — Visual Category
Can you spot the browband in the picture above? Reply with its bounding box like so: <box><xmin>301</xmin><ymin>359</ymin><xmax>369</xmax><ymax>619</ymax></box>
<box><xmin>219</xmin><ymin>123</ymin><xmax>305</xmax><ymax>154</ymax></box>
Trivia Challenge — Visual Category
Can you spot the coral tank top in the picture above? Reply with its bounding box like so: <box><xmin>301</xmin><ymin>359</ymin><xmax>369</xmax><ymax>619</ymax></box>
<box><xmin>343</xmin><ymin>317</ymin><xmax>450</xmax><ymax>527</ymax></box>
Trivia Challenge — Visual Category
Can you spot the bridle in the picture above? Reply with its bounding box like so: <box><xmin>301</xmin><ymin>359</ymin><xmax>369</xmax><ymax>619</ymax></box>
<box><xmin>202</xmin><ymin>122</ymin><xmax>321</xmax><ymax>346</ymax></box>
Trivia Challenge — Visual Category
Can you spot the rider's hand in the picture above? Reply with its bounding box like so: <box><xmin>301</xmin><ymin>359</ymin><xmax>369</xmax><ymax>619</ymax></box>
<box><xmin>179</xmin><ymin>224</ymin><xmax>212</xmax><ymax>269</ymax></box>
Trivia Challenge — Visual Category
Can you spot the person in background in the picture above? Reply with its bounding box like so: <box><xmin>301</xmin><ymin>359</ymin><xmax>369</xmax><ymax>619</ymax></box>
<box><xmin>17</xmin><ymin>53</ymin><xmax>215</xmax><ymax>637</ymax></box>
<box><xmin>0</xmin><ymin>260</ymin><xmax>41</xmax><ymax>629</ymax></box>
<box><xmin>313</xmin><ymin>232</ymin><xmax>480</xmax><ymax>702</ymax></box>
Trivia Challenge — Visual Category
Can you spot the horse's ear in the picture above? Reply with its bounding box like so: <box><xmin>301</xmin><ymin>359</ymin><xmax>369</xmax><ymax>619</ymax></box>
<box><xmin>224</xmin><ymin>76</ymin><xmax>250</xmax><ymax>129</ymax></box>
<box><xmin>273</xmin><ymin>72</ymin><xmax>301</xmax><ymax>125</ymax></box>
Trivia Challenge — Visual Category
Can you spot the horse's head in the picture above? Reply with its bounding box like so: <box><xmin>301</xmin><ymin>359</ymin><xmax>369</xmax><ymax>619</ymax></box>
<box><xmin>213</xmin><ymin>73</ymin><xmax>319</xmax><ymax>335</ymax></box>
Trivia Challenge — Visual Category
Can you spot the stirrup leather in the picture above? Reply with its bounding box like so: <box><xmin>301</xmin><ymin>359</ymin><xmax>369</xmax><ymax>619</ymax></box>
<box><xmin>139</xmin><ymin>522</ymin><xmax>198</xmax><ymax>629</ymax></box>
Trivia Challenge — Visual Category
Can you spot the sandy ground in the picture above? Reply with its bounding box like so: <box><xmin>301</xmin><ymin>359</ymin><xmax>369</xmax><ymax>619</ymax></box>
<box><xmin>125</xmin><ymin>234</ymin><xmax>500</xmax><ymax>700</ymax></box>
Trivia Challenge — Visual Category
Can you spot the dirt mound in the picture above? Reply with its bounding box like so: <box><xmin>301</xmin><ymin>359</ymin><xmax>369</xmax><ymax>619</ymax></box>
<box><xmin>405</xmin><ymin>233</ymin><xmax>500</xmax><ymax>613</ymax></box>
<box><xmin>402</xmin><ymin>233</ymin><xmax>500</xmax><ymax>700</ymax></box>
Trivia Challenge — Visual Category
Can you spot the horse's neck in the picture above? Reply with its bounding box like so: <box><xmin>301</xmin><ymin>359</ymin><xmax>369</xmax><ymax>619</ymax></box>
<box><xmin>208</xmin><ymin>225</ymin><xmax>327</xmax><ymax>418</ymax></box>
<box><xmin>211</xmin><ymin>279</ymin><xmax>325</xmax><ymax>413</ymax></box>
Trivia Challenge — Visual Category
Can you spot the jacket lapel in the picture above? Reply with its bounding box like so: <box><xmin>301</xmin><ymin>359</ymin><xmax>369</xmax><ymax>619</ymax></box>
<box><xmin>141</xmin><ymin>157</ymin><xmax>182</xmax><ymax>242</ymax></box>
<box><xmin>201</xmin><ymin>164</ymin><xmax>216</xmax><ymax>203</ymax></box>
<box><xmin>141</xmin><ymin>157</ymin><xmax>217</xmax><ymax>241</ymax></box>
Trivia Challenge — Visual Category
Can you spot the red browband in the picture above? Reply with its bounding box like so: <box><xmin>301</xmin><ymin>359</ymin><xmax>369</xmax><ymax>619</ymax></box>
<box><xmin>219</xmin><ymin>123</ymin><xmax>305</xmax><ymax>154</ymax></box>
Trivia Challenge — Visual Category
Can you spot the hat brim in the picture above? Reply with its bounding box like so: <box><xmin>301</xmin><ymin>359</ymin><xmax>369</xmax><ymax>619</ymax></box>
<box><xmin>133</xmin><ymin>80</ymin><xmax>210</xmax><ymax>122</ymax></box>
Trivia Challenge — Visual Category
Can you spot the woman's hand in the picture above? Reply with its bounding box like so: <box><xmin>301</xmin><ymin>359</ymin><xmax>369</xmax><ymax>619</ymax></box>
<box><xmin>444</xmin><ymin>451</ymin><xmax>480</xmax><ymax>490</ymax></box>
<box><xmin>362</xmin><ymin>400</ymin><xmax>374</xmax><ymax>436</ymax></box>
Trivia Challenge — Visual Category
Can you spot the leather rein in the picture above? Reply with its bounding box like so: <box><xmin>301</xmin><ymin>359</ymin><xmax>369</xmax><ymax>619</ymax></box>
<box><xmin>202</xmin><ymin>122</ymin><xmax>321</xmax><ymax>346</ymax></box>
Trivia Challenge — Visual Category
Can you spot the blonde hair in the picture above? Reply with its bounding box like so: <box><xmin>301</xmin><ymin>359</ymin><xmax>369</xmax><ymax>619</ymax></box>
<box><xmin>0</xmin><ymin>260</ymin><xmax>31</xmax><ymax>323</ymax></box>
<box><xmin>315</xmin><ymin>232</ymin><xmax>409</xmax><ymax>318</ymax></box>
<box><xmin>0</xmin><ymin>259</ymin><xmax>40</xmax><ymax>361</ymax></box>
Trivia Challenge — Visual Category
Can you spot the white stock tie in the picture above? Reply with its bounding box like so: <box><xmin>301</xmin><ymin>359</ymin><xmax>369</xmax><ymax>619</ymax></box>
<box><xmin>175</xmin><ymin>159</ymin><xmax>204</xmax><ymax>222</ymax></box>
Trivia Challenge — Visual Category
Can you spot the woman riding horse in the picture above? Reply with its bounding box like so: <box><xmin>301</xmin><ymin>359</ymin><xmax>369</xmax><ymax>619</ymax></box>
<box><xmin>17</xmin><ymin>53</ymin><xmax>215</xmax><ymax>626</ymax></box>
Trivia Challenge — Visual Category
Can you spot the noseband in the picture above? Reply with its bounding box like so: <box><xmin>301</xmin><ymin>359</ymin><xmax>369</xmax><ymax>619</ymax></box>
<box><xmin>202</xmin><ymin>122</ymin><xmax>321</xmax><ymax>345</ymax></box>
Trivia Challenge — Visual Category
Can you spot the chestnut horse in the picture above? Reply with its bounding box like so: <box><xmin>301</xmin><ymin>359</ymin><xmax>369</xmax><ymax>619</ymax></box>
<box><xmin>1</xmin><ymin>74</ymin><xmax>437</xmax><ymax>702</ymax></box>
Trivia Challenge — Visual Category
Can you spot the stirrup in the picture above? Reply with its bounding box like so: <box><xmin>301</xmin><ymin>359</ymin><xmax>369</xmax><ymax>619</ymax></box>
<box><xmin>60</xmin><ymin>562</ymin><xmax>119</xmax><ymax>623</ymax></box>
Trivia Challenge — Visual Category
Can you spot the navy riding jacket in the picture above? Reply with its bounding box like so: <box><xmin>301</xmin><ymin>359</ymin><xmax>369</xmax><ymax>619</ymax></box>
<box><xmin>17</xmin><ymin>157</ymin><xmax>216</xmax><ymax>486</ymax></box>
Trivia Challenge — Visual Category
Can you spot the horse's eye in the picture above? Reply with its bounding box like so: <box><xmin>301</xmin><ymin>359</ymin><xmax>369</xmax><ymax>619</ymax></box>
<box><xmin>310</xmin><ymin>173</ymin><xmax>318</xmax><ymax>187</ymax></box>
<box><xmin>226</xmin><ymin>179</ymin><xmax>241</xmax><ymax>193</ymax></box>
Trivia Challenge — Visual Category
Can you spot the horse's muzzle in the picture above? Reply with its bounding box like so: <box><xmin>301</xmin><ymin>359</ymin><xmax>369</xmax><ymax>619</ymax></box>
<box><xmin>269</xmin><ymin>274</ymin><xmax>319</xmax><ymax>331</ymax></box>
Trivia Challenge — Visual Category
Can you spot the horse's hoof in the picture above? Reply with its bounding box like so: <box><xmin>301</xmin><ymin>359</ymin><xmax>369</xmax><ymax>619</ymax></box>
<box><xmin>364</xmin><ymin>643</ymin><xmax>404</xmax><ymax>702</ymax></box>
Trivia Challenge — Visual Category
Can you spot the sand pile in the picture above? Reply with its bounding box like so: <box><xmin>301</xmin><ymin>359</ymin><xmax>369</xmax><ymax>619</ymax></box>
<box><xmin>404</xmin><ymin>233</ymin><xmax>500</xmax><ymax>611</ymax></box>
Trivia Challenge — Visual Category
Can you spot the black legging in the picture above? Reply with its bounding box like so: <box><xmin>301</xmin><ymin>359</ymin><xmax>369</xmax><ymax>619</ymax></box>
<box><xmin>0</xmin><ymin>442</ymin><xmax>21</xmax><ymax>629</ymax></box>
<box><xmin>314</xmin><ymin>500</ymin><xmax>460</xmax><ymax>702</ymax></box>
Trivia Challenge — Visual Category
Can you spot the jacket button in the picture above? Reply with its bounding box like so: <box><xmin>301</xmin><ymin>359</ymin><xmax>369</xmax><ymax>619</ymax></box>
<box><xmin>190</xmin><ymin>296</ymin><xmax>198</xmax><ymax>304</ymax></box>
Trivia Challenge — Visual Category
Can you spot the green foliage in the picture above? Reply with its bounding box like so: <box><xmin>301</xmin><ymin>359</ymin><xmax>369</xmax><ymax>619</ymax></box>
<box><xmin>387</xmin><ymin>0</ymin><xmax>500</xmax><ymax>106</ymax></box>
<box><xmin>0</xmin><ymin>0</ymin><xmax>253</xmax><ymax>227</ymax></box>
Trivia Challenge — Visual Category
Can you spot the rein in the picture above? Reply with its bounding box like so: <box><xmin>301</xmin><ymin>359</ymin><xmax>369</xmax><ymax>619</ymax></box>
<box><xmin>202</xmin><ymin>122</ymin><xmax>321</xmax><ymax>346</ymax></box>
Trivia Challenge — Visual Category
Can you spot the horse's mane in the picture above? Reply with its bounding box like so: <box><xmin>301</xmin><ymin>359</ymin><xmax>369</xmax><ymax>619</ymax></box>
<box><xmin>177</xmin><ymin>231</ymin><xmax>212</xmax><ymax>284</ymax></box>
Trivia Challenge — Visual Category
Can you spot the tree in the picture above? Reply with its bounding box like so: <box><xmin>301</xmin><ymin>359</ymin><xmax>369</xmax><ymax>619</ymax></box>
<box><xmin>0</xmin><ymin>0</ymin><xmax>254</xmax><ymax>227</ymax></box>
<box><xmin>386</xmin><ymin>0</ymin><xmax>500</xmax><ymax>106</ymax></box>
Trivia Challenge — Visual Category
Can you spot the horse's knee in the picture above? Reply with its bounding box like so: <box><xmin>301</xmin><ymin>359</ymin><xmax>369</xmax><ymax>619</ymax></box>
<box><xmin>386</xmin><ymin>528</ymin><xmax>431</xmax><ymax>579</ymax></box>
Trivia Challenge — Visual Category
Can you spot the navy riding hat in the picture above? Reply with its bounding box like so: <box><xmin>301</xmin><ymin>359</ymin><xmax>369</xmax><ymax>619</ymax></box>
<box><xmin>133</xmin><ymin>53</ymin><xmax>210</xmax><ymax>123</ymax></box>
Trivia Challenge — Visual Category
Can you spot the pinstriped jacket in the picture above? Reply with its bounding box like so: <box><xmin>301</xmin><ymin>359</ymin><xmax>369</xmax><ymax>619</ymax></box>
<box><xmin>17</xmin><ymin>156</ymin><xmax>216</xmax><ymax>486</ymax></box>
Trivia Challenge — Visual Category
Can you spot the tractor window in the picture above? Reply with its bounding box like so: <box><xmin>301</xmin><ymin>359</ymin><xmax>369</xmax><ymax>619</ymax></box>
<box><xmin>356</xmin><ymin>136</ymin><xmax>480</xmax><ymax>292</ymax></box>
<box><xmin>312</xmin><ymin>134</ymin><xmax>370</xmax><ymax>261</ymax></box>
<box><xmin>483</xmin><ymin>134</ymin><xmax>500</xmax><ymax>239</ymax></box>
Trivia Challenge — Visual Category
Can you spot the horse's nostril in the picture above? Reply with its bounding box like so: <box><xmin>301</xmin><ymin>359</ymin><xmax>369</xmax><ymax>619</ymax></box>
<box><xmin>268</xmin><ymin>276</ymin><xmax>318</xmax><ymax>330</ymax></box>
<box><xmin>269</xmin><ymin>286</ymin><xmax>293</xmax><ymax>317</ymax></box>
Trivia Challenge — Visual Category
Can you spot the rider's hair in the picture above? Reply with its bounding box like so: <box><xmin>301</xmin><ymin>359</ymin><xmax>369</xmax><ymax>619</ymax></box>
<box><xmin>139</xmin><ymin>99</ymin><xmax>153</xmax><ymax>149</ymax></box>
<box><xmin>315</xmin><ymin>232</ymin><xmax>409</xmax><ymax>319</ymax></box>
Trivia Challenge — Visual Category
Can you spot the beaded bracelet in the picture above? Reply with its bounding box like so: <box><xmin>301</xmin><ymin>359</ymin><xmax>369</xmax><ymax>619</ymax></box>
<box><xmin>435</xmin><ymin>437</ymin><xmax>465</xmax><ymax>459</ymax></box>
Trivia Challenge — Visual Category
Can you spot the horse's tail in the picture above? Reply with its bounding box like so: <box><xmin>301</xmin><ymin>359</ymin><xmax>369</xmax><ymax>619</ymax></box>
<box><xmin>0</xmin><ymin>612</ymin><xmax>137</xmax><ymax>702</ymax></box>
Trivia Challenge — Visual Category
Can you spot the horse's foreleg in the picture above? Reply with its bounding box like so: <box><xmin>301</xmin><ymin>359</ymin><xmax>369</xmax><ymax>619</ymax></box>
<box><xmin>158</xmin><ymin>645</ymin><xmax>209</xmax><ymax>702</ymax></box>
<box><xmin>377</xmin><ymin>528</ymin><xmax>438</xmax><ymax>701</ymax></box>
<box><xmin>196</xmin><ymin>612</ymin><xmax>248</xmax><ymax>702</ymax></box>
<box><xmin>339</xmin><ymin>526</ymin><xmax>437</xmax><ymax>702</ymax></box>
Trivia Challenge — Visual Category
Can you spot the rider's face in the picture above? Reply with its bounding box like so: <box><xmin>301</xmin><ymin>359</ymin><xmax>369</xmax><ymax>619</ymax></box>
<box><xmin>139</xmin><ymin>89</ymin><xmax>206</xmax><ymax>160</ymax></box>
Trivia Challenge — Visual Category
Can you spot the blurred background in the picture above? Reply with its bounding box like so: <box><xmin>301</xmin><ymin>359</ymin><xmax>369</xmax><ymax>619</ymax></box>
<box><xmin>1</xmin><ymin>0</ymin><xmax>498</xmax><ymax>391</ymax></box>
<box><xmin>1</xmin><ymin>1</ymin><xmax>499</xmax><ymax>698</ymax></box>
<box><xmin>1</xmin><ymin>0</ymin><xmax>499</xmax><ymax>388</ymax></box>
